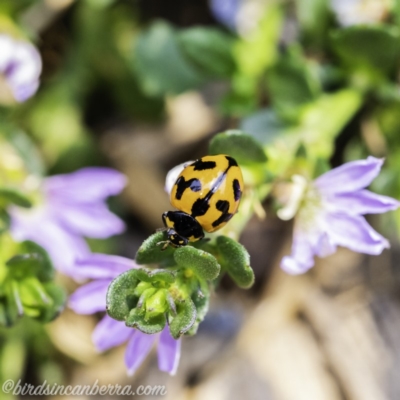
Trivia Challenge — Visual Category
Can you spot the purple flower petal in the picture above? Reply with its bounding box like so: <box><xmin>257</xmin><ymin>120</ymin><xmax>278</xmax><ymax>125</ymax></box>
<box><xmin>7</xmin><ymin>41</ymin><xmax>41</xmax><ymax>81</ymax></box>
<box><xmin>53</xmin><ymin>202</ymin><xmax>125</xmax><ymax>238</ymax></box>
<box><xmin>280</xmin><ymin>229</ymin><xmax>317</xmax><ymax>274</ymax></box>
<box><xmin>73</xmin><ymin>253</ymin><xmax>136</xmax><ymax>280</ymax></box>
<box><xmin>209</xmin><ymin>0</ymin><xmax>241</xmax><ymax>30</ymax></box>
<box><xmin>315</xmin><ymin>156</ymin><xmax>384</xmax><ymax>194</ymax></box>
<box><xmin>326</xmin><ymin>212</ymin><xmax>390</xmax><ymax>255</ymax></box>
<box><xmin>314</xmin><ymin>232</ymin><xmax>337</xmax><ymax>258</ymax></box>
<box><xmin>330</xmin><ymin>189</ymin><xmax>400</xmax><ymax>215</ymax></box>
<box><xmin>44</xmin><ymin>168</ymin><xmax>127</xmax><ymax>203</ymax></box>
<box><xmin>69</xmin><ymin>280</ymin><xmax>110</xmax><ymax>314</ymax></box>
<box><xmin>92</xmin><ymin>315</ymin><xmax>134</xmax><ymax>352</ymax></box>
<box><xmin>125</xmin><ymin>331</ymin><xmax>157</xmax><ymax>376</ymax></box>
<box><xmin>12</xmin><ymin>81</ymin><xmax>39</xmax><ymax>102</ymax></box>
<box><xmin>157</xmin><ymin>327</ymin><xmax>181</xmax><ymax>375</ymax></box>
<box><xmin>9</xmin><ymin>207</ymin><xmax>90</xmax><ymax>277</ymax></box>
<box><xmin>0</xmin><ymin>35</ymin><xmax>41</xmax><ymax>102</ymax></box>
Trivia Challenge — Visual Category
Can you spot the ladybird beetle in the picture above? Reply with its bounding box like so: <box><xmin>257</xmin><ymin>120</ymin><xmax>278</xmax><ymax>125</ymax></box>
<box><xmin>161</xmin><ymin>154</ymin><xmax>244</xmax><ymax>249</ymax></box>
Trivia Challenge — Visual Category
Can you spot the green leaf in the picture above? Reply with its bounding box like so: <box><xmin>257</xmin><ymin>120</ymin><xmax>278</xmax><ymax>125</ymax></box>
<box><xmin>6</xmin><ymin>254</ymin><xmax>42</xmax><ymax>280</ymax></box>
<box><xmin>133</xmin><ymin>21</ymin><xmax>204</xmax><ymax>96</ymax></box>
<box><xmin>1</xmin><ymin>126</ymin><xmax>45</xmax><ymax>176</ymax></box>
<box><xmin>187</xmin><ymin>281</ymin><xmax>210</xmax><ymax>336</ymax></box>
<box><xmin>224</xmin><ymin>5</ymin><xmax>282</xmax><ymax>116</ymax></box>
<box><xmin>126</xmin><ymin>308</ymin><xmax>166</xmax><ymax>334</ymax></box>
<box><xmin>0</xmin><ymin>302</ymin><xmax>7</xmax><ymax>327</ymax></box>
<box><xmin>106</xmin><ymin>269</ymin><xmax>140</xmax><ymax>321</ymax></box>
<box><xmin>296</xmin><ymin>0</ymin><xmax>330</xmax><ymax>48</ymax></box>
<box><xmin>209</xmin><ymin>130</ymin><xmax>267</xmax><ymax>165</ymax></box>
<box><xmin>174</xmin><ymin>246</ymin><xmax>220</xmax><ymax>281</ymax></box>
<box><xmin>0</xmin><ymin>187</ymin><xmax>32</xmax><ymax>208</ymax></box>
<box><xmin>169</xmin><ymin>297</ymin><xmax>197</xmax><ymax>339</ymax></box>
<box><xmin>18</xmin><ymin>277</ymin><xmax>50</xmax><ymax>308</ymax></box>
<box><xmin>240</xmin><ymin>108</ymin><xmax>287</xmax><ymax>145</ymax></box>
<box><xmin>299</xmin><ymin>89</ymin><xmax>363</xmax><ymax>158</ymax></box>
<box><xmin>234</xmin><ymin>4</ymin><xmax>282</xmax><ymax>77</ymax></box>
<box><xmin>266</xmin><ymin>47</ymin><xmax>321</xmax><ymax>121</ymax></box>
<box><xmin>135</xmin><ymin>232</ymin><xmax>176</xmax><ymax>267</ymax></box>
<box><xmin>136</xmin><ymin>268</ymin><xmax>176</xmax><ymax>284</ymax></box>
<box><xmin>23</xmin><ymin>83</ymin><xmax>87</xmax><ymax>165</ymax></box>
<box><xmin>6</xmin><ymin>241</ymin><xmax>54</xmax><ymax>282</ymax></box>
<box><xmin>0</xmin><ymin>209</ymin><xmax>10</xmax><ymax>234</ymax></box>
<box><xmin>331</xmin><ymin>26</ymin><xmax>400</xmax><ymax>77</ymax></box>
<box><xmin>21</xmin><ymin>241</ymin><xmax>54</xmax><ymax>282</ymax></box>
<box><xmin>5</xmin><ymin>281</ymin><xmax>23</xmax><ymax>324</ymax></box>
<box><xmin>216</xmin><ymin>236</ymin><xmax>254</xmax><ymax>288</ymax></box>
<box><xmin>177</xmin><ymin>27</ymin><xmax>235</xmax><ymax>78</ymax></box>
<box><xmin>36</xmin><ymin>283</ymin><xmax>67</xmax><ymax>323</ymax></box>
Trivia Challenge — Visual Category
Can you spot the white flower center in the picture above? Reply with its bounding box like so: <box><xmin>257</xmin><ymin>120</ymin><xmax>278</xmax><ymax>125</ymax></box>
<box><xmin>277</xmin><ymin>175</ymin><xmax>308</xmax><ymax>221</ymax></box>
<box><xmin>277</xmin><ymin>175</ymin><xmax>324</xmax><ymax>232</ymax></box>
<box><xmin>297</xmin><ymin>185</ymin><xmax>323</xmax><ymax>232</ymax></box>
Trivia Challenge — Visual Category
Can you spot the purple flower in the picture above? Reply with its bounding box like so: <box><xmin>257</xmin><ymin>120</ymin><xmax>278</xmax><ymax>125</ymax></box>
<box><xmin>9</xmin><ymin>168</ymin><xmax>126</xmax><ymax>278</ymax></box>
<box><xmin>69</xmin><ymin>253</ymin><xmax>181</xmax><ymax>376</ymax></box>
<box><xmin>0</xmin><ymin>34</ymin><xmax>42</xmax><ymax>103</ymax></box>
<box><xmin>209</xmin><ymin>0</ymin><xmax>241</xmax><ymax>30</ymax></box>
<box><xmin>280</xmin><ymin>157</ymin><xmax>400</xmax><ymax>274</ymax></box>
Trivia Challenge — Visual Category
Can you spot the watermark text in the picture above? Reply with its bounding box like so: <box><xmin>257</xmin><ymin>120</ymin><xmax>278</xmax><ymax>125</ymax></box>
<box><xmin>2</xmin><ymin>379</ymin><xmax>167</xmax><ymax>396</ymax></box>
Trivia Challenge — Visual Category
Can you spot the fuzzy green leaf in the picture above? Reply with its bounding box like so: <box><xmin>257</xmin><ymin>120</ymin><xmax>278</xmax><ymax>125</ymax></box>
<box><xmin>135</xmin><ymin>232</ymin><xmax>176</xmax><ymax>267</ymax></box>
<box><xmin>169</xmin><ymin>297</ymin><xmax>197</xmax><ymax>339</ymax></box>
<box><xmin>186</xmin><ymin>280</ymin><xmax>210</xmax><ymax>336</ymax></box>
<box><xmin>136</xmin><ymin>268</ymin><xmax>176</xmax><ymax>284</ymax></box>
<box><xmin>174</xmin><ymin>246</ymin><xmax>220</xmax><ymax>280</ymax></box>
<box><xmin>209</xmin><ymin>131</ymin><xmax>267</xmax><ymax>165</ymax></box>
<box><xmin>126</xmin><ymin>308</ymin><xmax>166</xmax><ymax>334</ymax></box>
<box><xmin>106</xmin><ymin>269</ymin><xmax>140</xmax><ymax>321</ymax></box>
<box><xmin>216</xmin><ymin>236</ymin><xmax>254</xmax><ymax>288</ymax></box>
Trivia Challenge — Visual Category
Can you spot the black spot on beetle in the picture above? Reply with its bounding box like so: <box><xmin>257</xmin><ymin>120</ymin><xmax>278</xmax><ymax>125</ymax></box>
<box><xmin>191</xmin><ymin>198</ymin><xmax>210</xmax><ymax>217</ymax></box>
<box><xmin>216</xmin><ymin>199</ymin><xmax>230</xmax><ymax>213</ymax></box>
<box><xmin>233</xmin><ymin>179</ymin><xmax>241</xmax><ymax>201</ymax></box>
<box><xmin>175</xmin><ymin>177</ymin><xmax>201</xmax><ymax>200</ymax></box>
<box><xmin>226</xmin><ymin>156</ymin><xmax>238</xmax><ymax>167</ymax></box>
<box><xmin>212</xmin><ymin>200</ymin><xmax>233</xmax><ymax>228</ymax></box>
<box><xmin>192</xmin><ymin>159</ymin><xmax>216</xmax><ymax>171</ymax></box>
